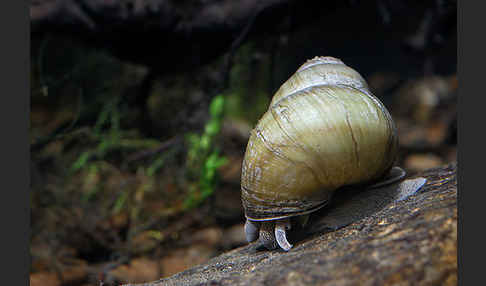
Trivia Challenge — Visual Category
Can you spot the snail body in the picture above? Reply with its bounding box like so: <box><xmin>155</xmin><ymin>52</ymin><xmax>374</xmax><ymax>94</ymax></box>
<box><xmin>241</xmin><ymin>56</ymin><xmax>403</xmax><ymax>251</ymax></box>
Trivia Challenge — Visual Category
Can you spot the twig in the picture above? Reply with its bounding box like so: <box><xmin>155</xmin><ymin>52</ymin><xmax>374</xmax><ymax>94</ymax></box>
<box><xmin>221</xmin><ymin>7</ymin><xmax>261</xmax><ymax>90</ymax></box>
<box><xmin>30</xmin><ymin>89</ymin><xmax>85</xmax><ymax>152</ymax></box>
<box><xmin>124</xmin><ymin>135</ymin><xmax>183</xmax><ymax>163</ymax></box>
<box><xmin>97</xmin><ymin>255</ymin><xmax>131</xmax><ymax>286</ymax></box>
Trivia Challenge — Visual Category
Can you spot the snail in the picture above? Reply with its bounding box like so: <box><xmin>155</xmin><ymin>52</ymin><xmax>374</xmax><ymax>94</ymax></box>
<box><xmin>241</xmin><ymin>56</ymin><xmax>406</xmax><ymax>251</ymax></box>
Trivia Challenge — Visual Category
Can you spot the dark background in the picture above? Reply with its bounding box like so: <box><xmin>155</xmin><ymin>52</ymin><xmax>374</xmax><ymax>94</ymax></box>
<box><xmin>29</xmin><ymin>1</ymin><xmax>457</xmax><ymax>285</ymax></box>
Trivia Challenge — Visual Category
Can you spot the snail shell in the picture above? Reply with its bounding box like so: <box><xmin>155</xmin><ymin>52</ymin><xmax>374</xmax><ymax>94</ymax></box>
<box><xmin>241</xmin><ymin>56</ymin><xmax>399</xmax><ymax>250</ymax></box>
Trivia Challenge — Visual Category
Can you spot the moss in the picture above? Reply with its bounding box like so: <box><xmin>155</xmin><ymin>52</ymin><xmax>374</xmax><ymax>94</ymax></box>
<box><xmin>225</xmin><ymin>42</ymin><xmax>272</xmax><ymax>125</ymax></box>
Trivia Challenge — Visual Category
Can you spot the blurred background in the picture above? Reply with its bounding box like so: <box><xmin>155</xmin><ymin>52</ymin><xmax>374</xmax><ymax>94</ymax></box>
<box><xmin>30</xmin><ymin>0</ymin><xmax>457</xmax><ymax>285</ymax></box>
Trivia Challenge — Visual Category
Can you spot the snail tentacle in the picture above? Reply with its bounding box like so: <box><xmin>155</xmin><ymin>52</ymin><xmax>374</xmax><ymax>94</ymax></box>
<box><xmin>275</xmin><ymin>219</ymin><xmax>293</xmax><ymax>251</ymax></box>
<box><xmin>244</xmin><ymin>219</ymin><xmax>260</xmax><ymax>243</ymax></box>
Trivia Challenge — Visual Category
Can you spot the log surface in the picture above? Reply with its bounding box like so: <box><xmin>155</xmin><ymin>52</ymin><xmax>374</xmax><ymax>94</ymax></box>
<box><xmin>124</xmin><ymin>163</ymin><xmax>457</xmax><ymax>286</ymax></box>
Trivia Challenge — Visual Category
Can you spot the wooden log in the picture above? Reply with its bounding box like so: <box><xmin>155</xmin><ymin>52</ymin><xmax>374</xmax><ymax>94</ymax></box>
<box><xmin>123</xmin><ymin>163</ymin><xmax>457</xmax><ymax>286</ymax></box>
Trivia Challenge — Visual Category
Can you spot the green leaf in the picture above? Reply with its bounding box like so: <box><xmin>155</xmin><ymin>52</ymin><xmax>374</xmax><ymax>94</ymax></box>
<box><xmin>205</xmin><ymin>119</ymin><xmax>220</xmax><ymax>136</ymax></box>
<box><xmin>203</xmin><ymin>168</ymin><xmax>215</xmax><ymax>181</ymax></box>
<box><xmin>71</xmin><ymin>151</ymin><xmax>92</xmax><ymax>172</ymax></box>
<box><xmin>209</xmin><ymin>95</ymin><xmax>225</xmax><ymax>117</ymax></box>
<box><xmin>205</xmin><ymin>152</ymin><xmax>228</xmax><ymax>169</ymax></box>
<box><xmin>110</xmin><ymin>106</ymin><xmax>120</xmax><ymax>133</ymax></box>
<box><xmin>200</xmin><ymin>134</ymin><xmax>210</xmax><ymax>151</ymax></box>
<box><xmin>112</xmin><ymin>191</ymin><xmax>128</xmax><ymax>213</ymax></box>
<box><xmin>215</xmin><ymin>156</ymin><xmax>228</xmax><ymax>168</ymax></box>
<box><xmin>81</xmin><ymin>187</ymin><xmax>99</xmax><ymax>202</ymax></box>
<box><xmin>147</xmin><ymin>156</ymin><xmax>166</xmax><ymax>177</ymax></box>
<box><xmin>201</xmin><ymin>185</ymin><xmax>213</xmax><ymax>198</ymax></box>
<box><xmin>146</xmin><ymin>230</ymin><xmax>164</xmax><ymax>241</ymax></box>
<box><xmin>94</xmin><ymin>107</ymin><xmax>110</xmax><ymax>135</ymax></box>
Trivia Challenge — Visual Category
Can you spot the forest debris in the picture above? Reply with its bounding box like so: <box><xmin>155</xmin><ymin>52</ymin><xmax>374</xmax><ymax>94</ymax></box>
<box><xmin>221</xmin><ymin>119</ymin><xmax>252</xmax><ymax>143</ymax></box>
<box><xmin>222</xmin><ymin>224</ymin><xmax>247</xmax><ymax>249</ymax></box>
<box><xmin>124</xmin><ymin>163</ymin><xmax>457</xmax><ymax>286</ymax></box>
<box><xmin>425</xmin><ymin>120</ymin><xmax>450</xmax><ymax>146</ymax></box>
<box><xmin>30</xmin><ymin>272</ymin><xmax>61</xmax><ymax>286</ymax></box>
<box><xmin>159</xmin><ymin>245</ymin><xmax>217</xmax><ymax>278</ymax></box>
<box><xmin>57</xmin><ymin>261</ymin><xmax>89</xmax><ymax>285</ymax></box>
<box><xmin>445</xmin><ymin>147</ymin><xmax>457</xmax><ymax>163</ymax></box>
<box><xmin>218</xmin><ymin>155</ymin><xmax>243</xmax><ymax>184</ymax></box>
<box><xmin>131</xmin><ymin>231</ymin><xmax>162</xmax><ymax>254</ymax></box>
<box><xmin>125</xmin><ymin>136</ymin><xmax>183</xmax><ymax>163</ymax></box>
<box><xmin>392</xmin><ymin>76</ymin><xmax>455</xmax><ymax>124</ymax></box>
<box><xmin>396</xmin><ymin>119</ymin><xmax>452</xmax><ymax>149</ymax></box>
<box><xmin>212</xmin><ymin>187</ymin><xmax>244</xmax><ymax>221</ymax></box>
<box><xmin>30</xmin><ymin>260</ymin><xmax>89</xmax><ymax>286</ymax></box>
<box><xmin>109</xmin><ymin>258</ymin><xmax>161</xmax><ymax>284</ymax></box>
<box><xmin>366</xmin><ymin>71</ymin><xmax>401</xmax><ymax>98</ymax></box>
<box><xmin>404</xmin><ymin>153</ymin><xmax>444</xmax><ymax>173</ymax></box>
<box><xmin>191</xmin><ymin>228</ymin><xmax>224</xmax><ymax>247</ymax></box>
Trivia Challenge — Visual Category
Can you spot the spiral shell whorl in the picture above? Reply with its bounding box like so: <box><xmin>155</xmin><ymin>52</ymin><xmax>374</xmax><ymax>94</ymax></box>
<box><xmin>242</xmin><ymin>56</ymin><xmax>398</xmax><ymax>221</ymax></box>
<box><xmin>270</xmin><ymin>56</ymin><xmax>370</xmax><ymax>107</ymax></box>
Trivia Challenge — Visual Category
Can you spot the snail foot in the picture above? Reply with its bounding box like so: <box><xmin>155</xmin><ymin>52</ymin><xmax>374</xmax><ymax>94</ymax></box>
<box><xmin>259</xmin><ymin>222</ymin><xmax>278</xmax><ymax>250</ymax></box>
<box><xmin>368</xmin><ymin>166</ymin><xmax>406</xmax><ymax>189</ymax></box>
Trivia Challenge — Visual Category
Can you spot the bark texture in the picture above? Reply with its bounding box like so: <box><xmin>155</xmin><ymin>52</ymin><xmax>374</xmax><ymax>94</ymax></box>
<box><xmin>123</xmin><ymin>163</ymin><xmax>457</xmax><ymax>286</ymax></box>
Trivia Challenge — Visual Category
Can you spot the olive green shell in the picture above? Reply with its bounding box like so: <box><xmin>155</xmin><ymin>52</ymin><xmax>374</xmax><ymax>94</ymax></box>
<box><xmin>241</xmin><ymin>56</ymin><xmax>398</xmax><ymax>221</ymax></box>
